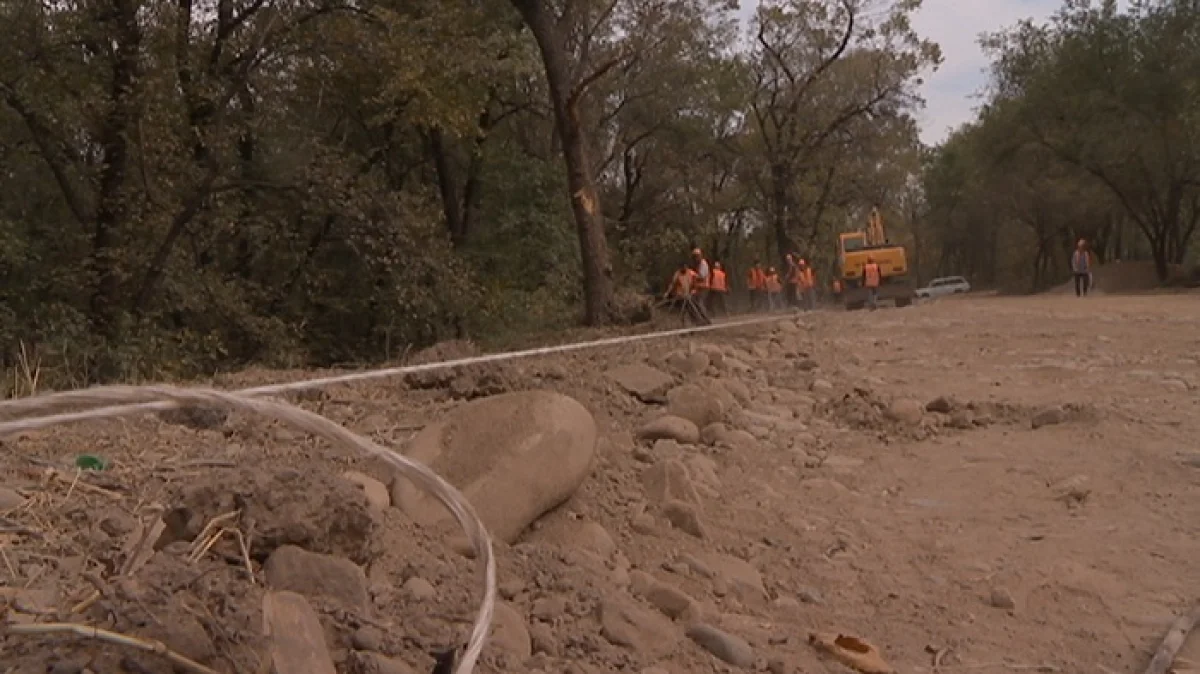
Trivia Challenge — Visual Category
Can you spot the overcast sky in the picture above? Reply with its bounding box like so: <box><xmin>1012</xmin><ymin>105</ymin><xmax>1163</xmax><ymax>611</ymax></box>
<box><xmin>736</xmin><ymin>1</ymin><xmax>1080</xmax><ymax>145</ymax></box>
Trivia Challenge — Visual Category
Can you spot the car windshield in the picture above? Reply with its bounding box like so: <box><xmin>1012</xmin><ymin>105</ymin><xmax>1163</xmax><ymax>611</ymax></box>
<box><xmin>842</xmin><ymin>236</ymin><xmax>865</xmax><ymax>252</ymax></box>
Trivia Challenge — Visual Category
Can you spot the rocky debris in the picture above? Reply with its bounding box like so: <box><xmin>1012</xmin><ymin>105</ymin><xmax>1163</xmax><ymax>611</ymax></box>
<box><xmin>598</xmin><ymin>598</ymin><xmax>679</xmax><ymax>657</ymax></box>
<box><xmin>353</xmin><ymin>652</ymin><xmax>417</xmax><ymax>674</ymax></box>
<box><xmin>637</xmin><ymin>415</ymin><xmax>700</xmax><ymax>444</ymax></box>
<box><xmin>686</xmin><ymin>623</ymin><xmax>755</xmax><ymax>668</ymax></box>
<box><xmin>947</xmin><ymin>409</ymin><xmax>975</xmax><ymax>429</ymax></box>
<box><xmin>264</xmin><ymin>545</ymin><xmax>370</xmax><ymax>611</ymax></box>
<box><xmin>642</xmin><ymin>459</ymin><xmax>700</xmax><ymax>504</ymax></box>
<box><xmin>391</xmin><ymin>390</ymin><xmax>597</xmax><ymax>544</ymax></box>
<box><xmin>1031</xmin><ymin>406</ymin><xmax>1067</xmax><ymax>429</ymax></box>
<box><xmin>262</xmin><ymin>590</ymin><xmax>338</xmax><ymax>674</ymax></box>
<box><xmin>662</xmin><ymin>500</ymin><xmax>707</xmax><ymax>538</ymax></box>
<box><xmin>607</xmin><ymin>364</ymin><xmax>675</xmax><ymax>400</ymax></box>
<box><xmin>166</xmin><ymin>469</ymin><xmax>378</xmax><ymax>564</ymax></box>
<box><xmin>341</xmin><ymin>470</ymin><xmax>391</xmax><ymax>511</ymax></box>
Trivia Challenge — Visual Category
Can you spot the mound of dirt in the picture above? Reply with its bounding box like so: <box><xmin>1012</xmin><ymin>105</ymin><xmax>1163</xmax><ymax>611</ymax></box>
<box><xmin>1046</xmin><ymin>261</ymin><xmax>1182</xmax><ymax>294</ymax></box>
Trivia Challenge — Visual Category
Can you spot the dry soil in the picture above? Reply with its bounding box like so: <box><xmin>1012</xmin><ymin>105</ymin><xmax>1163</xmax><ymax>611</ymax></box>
<box><xmin>2</xmin><ymin>292</ymin><xmax>1200</xmax><ymax>674</ymax></box>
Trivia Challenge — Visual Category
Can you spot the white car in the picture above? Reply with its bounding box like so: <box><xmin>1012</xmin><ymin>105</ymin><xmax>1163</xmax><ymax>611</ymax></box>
<box><xmin>916</xmin><ymin>276</ymin><xmax>971</xmax><ymax>299</ymax></box>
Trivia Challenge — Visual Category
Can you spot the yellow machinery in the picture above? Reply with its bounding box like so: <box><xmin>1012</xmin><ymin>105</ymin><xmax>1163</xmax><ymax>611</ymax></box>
<box><xmin>835</xmin><ymin>207</ymin><xmax>915</xmax><ymax>310</ymax></box>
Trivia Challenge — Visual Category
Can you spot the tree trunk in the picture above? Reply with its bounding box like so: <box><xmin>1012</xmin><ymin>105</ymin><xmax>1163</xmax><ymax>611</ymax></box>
<box><xmin>90</xmin><ymin>0</ymin><xmax>143</xmax><ymax>339</ymax></box>
<box><xmin>510</xmin><ymin>0</ymin><xmax>614</xmax><ymax>325</ymax></box>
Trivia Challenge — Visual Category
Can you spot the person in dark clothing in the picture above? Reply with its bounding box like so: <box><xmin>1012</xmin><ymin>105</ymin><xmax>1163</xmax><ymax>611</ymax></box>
<box><xmin>1071</xmin><ymin>239</ymin><xmax>1092</xmax><ymax>297</ymax></box>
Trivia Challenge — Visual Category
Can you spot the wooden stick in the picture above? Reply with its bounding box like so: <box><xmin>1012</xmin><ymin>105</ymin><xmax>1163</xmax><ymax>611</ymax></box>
<box><xmin>4</xmin><ymin>622</ymin><xmax>221</xmax><ymax>674</ymax></box>
<box><xmin>1144</xmin><ymin>603</ymin><xmax>1200</xmax><ymax>674</ymax></box>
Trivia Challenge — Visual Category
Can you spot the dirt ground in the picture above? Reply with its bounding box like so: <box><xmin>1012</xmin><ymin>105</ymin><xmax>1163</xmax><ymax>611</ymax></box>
<box><xmin>2</xmin><ymin>293</ymin><xmax>1200</xmax><ymax>674</ymax></box>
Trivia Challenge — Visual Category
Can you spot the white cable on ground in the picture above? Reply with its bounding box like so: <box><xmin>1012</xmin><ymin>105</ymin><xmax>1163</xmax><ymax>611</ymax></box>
<box><xmin>0</xmin><ymin>385</ymin><xmax>495</xmax><ymax>674</ymax></box>
<box><xmin>0</xmin><ymin>313</ymin><xmax>796</xmax><ymax>435</ymax></box>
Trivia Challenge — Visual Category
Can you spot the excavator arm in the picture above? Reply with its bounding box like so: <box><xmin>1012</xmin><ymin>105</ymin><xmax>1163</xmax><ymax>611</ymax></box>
<box><xmin>866</xmin><ymin>207</ymin><xmax>886</xmax><ymax>247</ymax></box>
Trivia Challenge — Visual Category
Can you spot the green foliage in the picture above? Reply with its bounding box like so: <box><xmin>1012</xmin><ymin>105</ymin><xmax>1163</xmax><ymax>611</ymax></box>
<box><xmin>0</xmin><ymin>0</ymin><xmax>940</xmax><ymax>387</ymax></box>
<box><xmin>921</xmin><ymin>0</ymin><xmax>1200</xmax><ymax>289</ymax></box>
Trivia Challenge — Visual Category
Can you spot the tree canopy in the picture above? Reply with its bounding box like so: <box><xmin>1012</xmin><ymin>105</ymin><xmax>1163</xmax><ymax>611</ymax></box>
<box><xmin>0</xmin><ymin>0</ymin><xmax>942</xmax><ymax>386</ymax></box>
<box><xmin>917</xmin><ymin>0</ymin><xmax>1200</xmax><ymax>291</ymax></box>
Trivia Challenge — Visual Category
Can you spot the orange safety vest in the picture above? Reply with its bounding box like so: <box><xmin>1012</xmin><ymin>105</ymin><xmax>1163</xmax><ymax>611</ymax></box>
<box><xmin>749</xmin><ymin>268</ymin><xmax>766</xmax><ymax>290</ymax></box>
<box><xmin>710</xmin><ymin>268</ymin><xmax>728</xmax><ymax>292</ymax></box>
<box><xmin>799</xmin><ymin>268</ymin><xmax>815</xmax><ymax>289</ymax></box>
<box><xmin>864</xmin><ymin>263</ymin><xmax>881</xmax><ymax>288</ymax></box>
<box><xmin>765</xmin><ymin>273</ymin><xmax>782</xmax><ymax>293</ymax></box>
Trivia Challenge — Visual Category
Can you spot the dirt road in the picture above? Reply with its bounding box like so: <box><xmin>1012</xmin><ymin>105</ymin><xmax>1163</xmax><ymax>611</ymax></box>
<box><xmin>2</xmin><ymin>293</ymin><xmax>1199</xmax><ymax>673</ymax></box>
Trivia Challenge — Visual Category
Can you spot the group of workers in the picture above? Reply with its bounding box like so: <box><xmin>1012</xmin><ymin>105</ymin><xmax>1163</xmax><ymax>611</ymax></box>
<box><xmin>664</xmin><ymin>247</ymin><xmax>859</xmax><ymax>323</ymax></box>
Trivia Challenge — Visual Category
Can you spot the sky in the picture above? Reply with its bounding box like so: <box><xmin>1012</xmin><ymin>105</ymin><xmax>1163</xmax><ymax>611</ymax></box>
<box><xmin>737</xmin><ymin>0</ymin><xmax>1066</xmax><ymax>145</ymax></box>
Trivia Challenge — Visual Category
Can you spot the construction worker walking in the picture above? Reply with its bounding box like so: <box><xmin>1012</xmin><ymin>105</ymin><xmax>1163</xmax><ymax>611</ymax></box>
<box><xmin>863</xmin><ymin>256</ymin><xmax>881</xmax><ymax>310</ymax></box>
<box><xmin>746</xmin><ymin>262</ymin><xmax>765</xmax><ymax>312</ymax></box>
<box><xmin>797</xmin><ymin>259</ymin><xmax>817</xmax><ymax>311</ymax></box>
<box><xmin>708</xmin><ymin>261</ymin><xmax>729</xmax><ymax>316</ymax></box>
<box><xmin>765</xmin><ymin>267</ymin><xmax>783</xmax><ymax>311</ymax></box>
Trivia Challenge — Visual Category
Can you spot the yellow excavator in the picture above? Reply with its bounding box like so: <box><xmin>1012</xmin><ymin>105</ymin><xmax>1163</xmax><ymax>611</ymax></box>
<box><xmin>835</xmin><ymin>207</ymin><xmax>915</xmax><ymax>310</ymax></box>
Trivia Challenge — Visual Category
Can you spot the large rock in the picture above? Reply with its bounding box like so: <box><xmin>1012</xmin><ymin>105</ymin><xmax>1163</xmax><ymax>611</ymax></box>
<box><xmin>391</xmin><ymin>391</ymin><xmax>597</xmax><ymax>544</ymax></box>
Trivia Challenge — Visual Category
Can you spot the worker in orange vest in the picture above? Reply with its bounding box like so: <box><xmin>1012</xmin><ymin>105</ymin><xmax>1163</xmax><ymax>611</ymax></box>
<box><xmin>764</xmin><ymin>267</ymin><xmax>783</xmax><ymax>311</ymax></box>
<box><xmin>746</xmin><ymin>261</ymin><xmax>765</xmax><ymax>312</ymax></box>
<box><xmin>708</xmin><ymin>261</ymin><xmax>729</xmax><ymax>316</ymax></box>
<box><xmin>1070</xmin><ymin>239</ymin><xmax>1092</xmax><ymax>297</ymax></box>
<box><xmin>863</xmin><ymin>256</ymin><xmax>882</xmax><ymax>310</ymax></box>
<box><xmin>664</xmin><ymin>261</ymin><xmax>709</xmax><ymax>325</ymax></box>
<box><xmin>797</xmin><ymin>258</ymin><xmax>817</xmax><ymax>311</ymax></box>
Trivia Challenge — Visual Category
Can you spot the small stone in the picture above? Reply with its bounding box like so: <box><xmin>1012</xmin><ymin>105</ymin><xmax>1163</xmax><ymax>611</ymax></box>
<box><xmin>1182</xmin><ymin>454</ymin><xmax>1200</xmax><ymax>469</ymax></box>
<box><xmin>926</xmin><ymin>396</ymin><xmax>955</xmax><ymax>413</ymax></box>
<box><xmin>492</xmin><ymin>602</ymin><xmax>532</xmax><ymax>661</ymax></box>
<box><xmin>886</xmin><ymin>398</ymin><xmax>924</xmax><ymax>424</ymax></box>
<box><xmin>637</xmin><ymin>415</ymin><xmax>701</xmax><ymax>444</ymax></box>
<box><xmin>631</xmin><ymin>513</ymin><xmax>657</xmax><ymax>534</ymax></box>
<box><xmin>643</xmin><ymin>460</ymin><xmax>700</xmax><ymax>504</ymax></box>
<box><xmin>341</xmin><ymin>471</ymin><xmax>391</xmax><ymax>511</ymax></box>
<box><xmin>1031</xmin><ymin>407</ymin><xmax>1066</xmax><ymax>429</ymax></box>
<box><xmin>811</xmin><ymin>380</ymin><xmax>833</xmax><ymax>394</ymax></box>
<box><xmin>351</xmin><ymin>625</ymin><xmax>384</xmax><ymax>651</ymax></box>
<box><xmin>529</xmin><ymin>621</ymin><xmax>559</xmax><ymax>656</ymax></box>
<box><xmin>768</xmin><ymin>658</ymin><xmax>790</xmax><ymax>674</ymax></box>
<box><xmin>662</xmin><ymin>500</ymin><xmax>706</xmax><ymax>538</ymax></box>
<box><xmin>686</xmin><ymin>623</ymin><xmax>754</xmax><ymax>667</ymax></box>
<box><xmin>797</xmin><ymin>587</ymin><xmax>824</xmax><ymax>604</ymax></box>
<box><xmin>989</xmin><ymin>587</ymin><xmax>1016</xmax><ymax>610</ymax></box>
<box><xmin>644</xmin><ymin>581</ymin><xmax>699</xmax><ymax>620</ymax></box>
<box><xmin>402</xmin><ymin>576</ymin><xmax>437</xmax><ymax>601</ymax></box>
